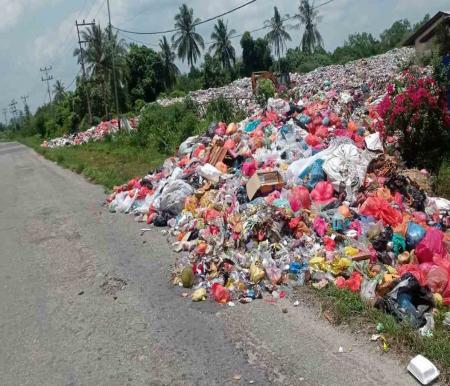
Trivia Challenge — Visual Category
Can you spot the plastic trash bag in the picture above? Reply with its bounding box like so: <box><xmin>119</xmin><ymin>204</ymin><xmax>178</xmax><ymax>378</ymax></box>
<box><xmin>360</xmin><ymin>277</ymin><xmax>378</xmax><ymax>305</ymax></box>
<box><xmin>242</xmin><ymin>159</ymin><xmax>257</xmax><ymax>177</ymax></box>
<box><xmin>359</xmin><ymin>196</ymin><xmax>402</xmax><ymax>226</ymax></box>
<box><xmin>288</xmin><ymin>186</ymin><xmax>311</xmax><ymax>211</ymax></box>
<box><xmin>267</xmin><ymin>98</ymin><xmax>290</xmax><ymax>114</ymax></box>
<box><xmin>211</xmin><ymin>283</ymin><xmax>231</xmax><ymax>303</ymax></box>
<box><xmin>298</xmin><ymin>159</ymin><xmax>326</xmax><ymax>190</ymax></box>
<box><xmin>178</xmin><ymin>135</ymin><xmax>199</xmax><ymax>155</ymax></box>
<box><xmin>376</xmin><ymin>273</ymin><xmax>434</xmax><ymax>328</ymax></box>
<box><xmin>365</xmin><ymin>132</ymin><xmax>383</xmax><ymax>152</ymax></box>
<box><xmin>415</xmin><ymin>228</ymin><xmax>445</xmax><ymax>264</ymax></box>
<box><xmin>159</xmin><ymin>180</ymin><xmax>194</xmax><ymax>216</ymax></box>
<box><xmin>310</xmin><ymin>181</ymin><xmax>334</xmax><ymax>204</ymax></box>
<box><xmin>405</xmin><ymin>222</ymin><xmax>426</xmax><ymax>249</ymax></box>
<box><xmin>322</xmin><ymin>143</ymin><xmax>368</xmax><ymax>202</ymax></box>
<box><xmin>198</xmin><ymin>163</ymin><xmax>223</xmax><ymax>183</ymax></box>
<box><xmin>426</xmin><ymin>265</ymin><xmax>449</xmax><ymax>294</ymax></box>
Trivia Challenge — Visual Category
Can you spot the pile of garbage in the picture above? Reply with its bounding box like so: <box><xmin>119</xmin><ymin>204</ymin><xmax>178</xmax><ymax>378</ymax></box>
<box><xmin>157</xmin><ymin>48</ymin><xmax>415</xmax><ymax>115</ymax></box>
<box><xmin>157</xmin><ymin>77</ymin><xmax>255</xmax><ymax>114</ymax></box>
<box><xmin>107</xmin><ymin>50</ymin><xmax>450</xmax><ymax>332</ymax></box>
<box><xmin>41</xmin><ymin>118</ymin><xmax>138</xmax><ymax>148</ymax></box>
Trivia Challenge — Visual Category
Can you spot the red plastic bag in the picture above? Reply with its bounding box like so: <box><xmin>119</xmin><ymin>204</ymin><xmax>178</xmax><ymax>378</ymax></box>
<box><xmin>211</xmin><ymin>283</ymin><xmax>231</xmax><ymax>303</ymax></box>
<box><xmin>415</xmin><ymin>228</ymin><xmax>444</xmax><ymax>264</ymax></box>
<box><xmin>359</xmin><ymin>196</ymin><xmax>402</xmax><ymax>226</ymax></box>
<box><xmin>289</xmin><ymin>186</ymin><xmax>311</xmax><ymax>211</ymax></box>
<box><xmin>426</xmin><ymin>265</ymin><xmax>449</xmax><ymax>294</ymax></box>
<box><xmin>397</xmin><ymin>264</ymin><xmax>427</xmax><ymax>286</ymax></box>
<box><xmin>310</xmin><ymin>181</ymin><xmax>334</xmax><ymax>204</ymax></box>
<box><xmin>335</xmin><ymin>272</ymin><xmax>362</xmax><ymax>292</ymax></box>
<box><xmin>305</xmin><ymin>134</ymin><xmax>321</xmax><ymax>147</ymax></box>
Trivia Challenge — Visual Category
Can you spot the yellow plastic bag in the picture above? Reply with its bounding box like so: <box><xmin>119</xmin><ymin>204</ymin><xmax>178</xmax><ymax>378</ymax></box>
<box><xmin>250</xmin><ymin>263</ymin><xmax>265</xmax><ymax>283</ymax></box>
<box><xmin>191</xmin><ymin>288</ymin><xmax>207</xmax><ymax>301</ymax></box>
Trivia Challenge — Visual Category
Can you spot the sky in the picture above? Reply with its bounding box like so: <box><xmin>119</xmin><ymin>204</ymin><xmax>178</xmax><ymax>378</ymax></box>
<box><xmin>1</xmin><ymin>0</ymin><xmax>449</xmax><ymax>117</ymax></box>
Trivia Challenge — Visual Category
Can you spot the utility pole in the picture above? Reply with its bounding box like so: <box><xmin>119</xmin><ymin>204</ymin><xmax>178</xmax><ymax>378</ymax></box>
<box><xmin>2</xmin><ymin>108</ymin><xmax>8</xmax><ymax>125</ymax></box>
<box><xmin>107</xmin><ymin>0</ymin><xmax>121</xmax><ymax>129</ymax></box>
<box><xmin>21</xmin><ymin>95</ymin><xmax>30</xmax><ymax>118</ymax></box>
<box><xmin>76</xmin><ymin>19</ymin><xmax>95</xmax><ymax>126</ymax></box>
<box><xmin>40</xmin><ymin>66</ymin><xmax>54</xmax><ymax>105</ymax></box>
<box><xmin>9</xmin><ymin>99</ymin><xmax>19</xmax><ymax>130</ymax></box>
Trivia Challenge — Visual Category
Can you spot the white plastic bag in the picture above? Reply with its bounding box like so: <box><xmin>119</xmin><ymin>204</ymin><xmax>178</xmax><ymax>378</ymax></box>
<box><xmin>198</xmin><ymin>163</ymin><xmax>223</xmax><ymax>183</ymax></box>
<box><xmin>322</xmin><ymin>143</ymin><xmax>368</xmax><ymax>202</ymax></box>
<box><xmin>159</xmin><ymin>180</ymin><xmax>194</xmax><ymax>215</ymax></box>
<box><xmin>178</xmin><ymin>136</ymin><xmax>199</xmax><ymax>155</ymax></box>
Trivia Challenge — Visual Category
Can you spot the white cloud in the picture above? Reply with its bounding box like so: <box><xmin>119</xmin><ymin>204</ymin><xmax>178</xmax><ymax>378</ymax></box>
<box><xmin>0</xmin><ymin>0</ymin><xmax>60</xmax><ymax>31</ymax></box>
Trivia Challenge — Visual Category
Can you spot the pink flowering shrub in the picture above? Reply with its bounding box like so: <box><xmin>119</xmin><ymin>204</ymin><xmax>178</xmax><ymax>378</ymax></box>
<box><xmin>376</xmin><ymin>69</ymin><xmax>450</xmax><ymax>171</ymax></box>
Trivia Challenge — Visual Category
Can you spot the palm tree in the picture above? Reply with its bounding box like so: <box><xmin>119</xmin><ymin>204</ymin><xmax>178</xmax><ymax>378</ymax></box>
<box><xmin>171</xmin><ymin>4</ymin><xmax>204</xmax><ymax>67</ymax></box>
<box><xmin>53</xmin><ymin>80</ymin><xmax>66</xmax><ymax>102</ymax></box>
<box><xmin>159</xmin><ymin>36</ymin><xmax>180</xmax><ymax>90</ymax></box>
<box><xmin>296</xmin><ymin>0</ymin><xmax>323</xmax><ymax>54</ymax></box>
<box><xmin>264</xmin><ymin>7</ymin><xmax>292</xmax><ymax>61</ymax></box>
<box><xmin>73</xmin><ymin>25</ymin><xmax>128</xmax><ymax>116</ymax></box>
<box><xmin>73</xmin><ymin>24</ymin><xmax>109</xmax><ymax>115</ymax></box>
<box><xmin>209</xmin><ymin>19</ymin><xmax>236</xmax><ymax>69</ymax></box>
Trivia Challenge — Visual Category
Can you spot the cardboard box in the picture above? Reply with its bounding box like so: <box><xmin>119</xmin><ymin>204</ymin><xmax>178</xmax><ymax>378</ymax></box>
<box><xmin>246</xmin><ymin>170</ymin><xmax>284</xmax><ymax>200</ymax></box>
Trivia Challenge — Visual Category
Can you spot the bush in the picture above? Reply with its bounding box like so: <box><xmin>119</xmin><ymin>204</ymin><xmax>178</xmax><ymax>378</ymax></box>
<box><xmin>136</xmin><ymin>102</ymin><xmax>207</xmax><ymax>153</ymax></box>
<box><xmin>169</xmin><ymin>90</ymin><xmax>187</xmax><ymax>98</ymax></box>
<box><xmin>206</xmin><ymin>96</ymin><xmax>245</xmax><ymax>124</ymax></box>
<box><xmin>255</xmin><ymin>78</ymin><xmax>275</xmax><ymax>106</ymax></box>
<box><xmin>376</xmin><ymin>70</ymin><xmax>450</xmax><ymax>171</ymax></box>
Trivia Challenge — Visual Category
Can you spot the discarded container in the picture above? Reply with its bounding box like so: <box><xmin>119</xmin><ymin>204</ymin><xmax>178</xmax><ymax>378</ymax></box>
<box><xmin>407</xmin><ymin>355</ymin><xmax>440</xmax><ymax>385</ymax></box>
<box><xmin>246</xmin><ymin>170</ymin><xmax>284</xmax><ymax>200</ymax></box>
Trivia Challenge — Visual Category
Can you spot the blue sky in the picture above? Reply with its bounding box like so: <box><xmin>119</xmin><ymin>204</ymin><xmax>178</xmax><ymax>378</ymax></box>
<box><xmin>1</xmin><ymin>0</ymin><xmax>449</xmax><ymax>116</ymax></box>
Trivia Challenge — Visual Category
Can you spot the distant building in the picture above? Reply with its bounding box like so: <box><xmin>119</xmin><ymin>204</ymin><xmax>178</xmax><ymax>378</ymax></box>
<box><xmin>403</xmin><ymin>11</ymin><xmax>450</xmax><ymax>57</ymax></box>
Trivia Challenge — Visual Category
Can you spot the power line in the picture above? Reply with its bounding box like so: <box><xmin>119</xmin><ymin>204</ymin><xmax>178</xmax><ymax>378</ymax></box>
<box><xmin>92</xmin><ymin>0</ymin><xmax>107</xmax><ymax>21</ymax></box>
<box><xmin>112</xmin><ymin>0</ymin><xmax>257</xmax><ymax>35</ymax></box>
<box><xmin>118</xmin><ymin>32</ymin><xmax>160</xmax><ymax>47</ymax></box>
<box><xmin>64</xmin><ymin>69</ymin><xmax>82</xmax><ymax>91</ymax></box>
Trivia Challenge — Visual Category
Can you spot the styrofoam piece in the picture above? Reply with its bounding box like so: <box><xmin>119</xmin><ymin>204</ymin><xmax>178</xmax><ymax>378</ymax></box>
<box><xmin>407</xmin><ymin>355</ymin><xmax>440</xmax><ymax>385</ymax></box>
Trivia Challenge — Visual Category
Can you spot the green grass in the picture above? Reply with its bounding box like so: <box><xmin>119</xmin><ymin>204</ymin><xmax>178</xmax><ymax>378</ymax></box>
<box><xmin>18</xmin><ymin>135</ymin><xmax>167</xmax><ymax>190</ymax></box>
<box><xmin>436</xmin><ymin>158</ymin><xmax>450</xmax><ymax>199</ymax></box>
<box><xmin>306</xmin><ymin>285</ymin><xmax>450</xmax><ymax>380</ymax></box>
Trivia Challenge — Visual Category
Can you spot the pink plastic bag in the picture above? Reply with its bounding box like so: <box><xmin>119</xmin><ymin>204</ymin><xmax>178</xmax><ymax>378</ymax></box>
<box><xmin>415</xmin><ymin>228</ymin><xmax>444</xmax><ymax>264</ymax></box>
<box><xmin>426</xmin><ymin>265</ymin><xmax>449</xmax><ymax>294</ymax></box>
<box><xmin>313</xmin><ymin>216</ymin><xmax>327</xmax><ymax>237</ymax></box>
<box><xmin>310</xmin><ymin>181</ymin><xmax>334</xmax><ymax>204</ymax></box>
<box><xmin>242</xmin><ymin>159</ymin><xmax>257</xmax><ymax>177</ymax></box>
<box><xmin>289</xmin><ymin>186</ymin><xmax>311</xmax><ymax>211</ymax></box>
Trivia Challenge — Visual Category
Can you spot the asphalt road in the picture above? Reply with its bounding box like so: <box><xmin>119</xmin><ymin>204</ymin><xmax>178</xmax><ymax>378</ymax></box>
<box><xmin>0</xmin><ymin>142</ymin><xmax>418</xmax><ymax>386</ymax></box>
